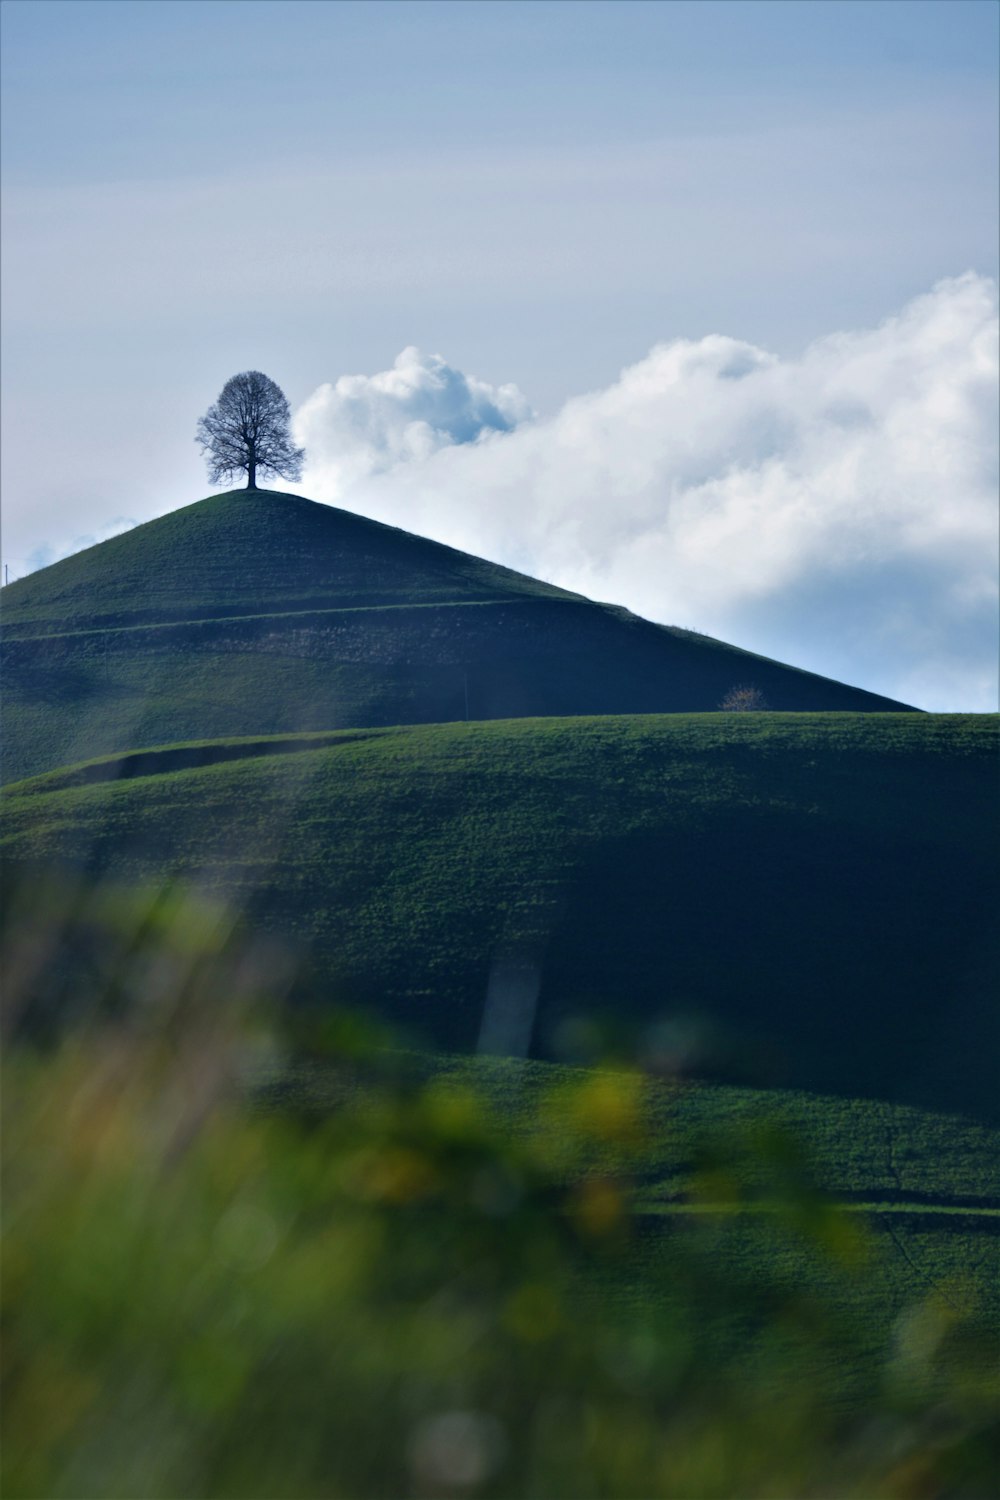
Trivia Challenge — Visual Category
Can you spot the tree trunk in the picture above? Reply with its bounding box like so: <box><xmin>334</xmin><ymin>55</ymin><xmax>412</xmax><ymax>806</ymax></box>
<box><xmin>247</xmin><ymin>458</ymin><xmax>257</xmax><ymax>490</ymax></box>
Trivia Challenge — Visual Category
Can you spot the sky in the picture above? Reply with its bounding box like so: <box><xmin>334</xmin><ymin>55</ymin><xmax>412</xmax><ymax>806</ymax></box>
<box><xmin>2</xmin><ymin>0</ymin><xmax>998</xmax><ymax>709</ymax></box>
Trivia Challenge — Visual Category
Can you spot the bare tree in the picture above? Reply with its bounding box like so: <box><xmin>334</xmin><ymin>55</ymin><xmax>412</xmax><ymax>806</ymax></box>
<box><xmin>196</xmin><ymin>372</ymin><xmax>305</xmax><ymax>490</ymax></box>
<box><xmin>719</xmin><ymin>684</ymin><xmax>768</xmax><ymax>711</ymax></box>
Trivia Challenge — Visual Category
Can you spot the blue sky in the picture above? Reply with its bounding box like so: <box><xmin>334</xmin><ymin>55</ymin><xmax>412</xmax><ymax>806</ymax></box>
<box><xmin>5</xmin><ymin>2</ymin><xmax>998</xmax><ymax>171</ymax></box>
<box><xmin>2</xmin><ymin>0</ymin><xmax>997</xmax><ymax>707</ymax></box>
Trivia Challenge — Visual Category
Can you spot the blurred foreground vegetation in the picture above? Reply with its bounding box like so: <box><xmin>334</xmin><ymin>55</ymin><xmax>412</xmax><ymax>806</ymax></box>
<box><xmin>2</xmin><ymin>877</ymin><xmax>998</xmax><ymax>1499</ymax></box>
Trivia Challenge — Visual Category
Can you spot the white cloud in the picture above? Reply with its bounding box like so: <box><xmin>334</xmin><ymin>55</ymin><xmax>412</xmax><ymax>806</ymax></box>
<box><xmin>296</xmin><ymin>275</ymin><xmax>999</xmax><ymax>711</ymax></box>
<box><xmin>291</xmin><ymin>347</ymin><xmax>532</xmax><ymax>496</ymax></box>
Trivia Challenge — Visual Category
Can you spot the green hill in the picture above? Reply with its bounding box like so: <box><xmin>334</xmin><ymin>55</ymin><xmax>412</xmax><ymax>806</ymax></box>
<box><xmin>2</xmin><ymin>489</ymin><xmax>577</xmax><ymax>632</ymax></box>
<box><xmin>1</xmin><ymin>490</ymin><xmax>911</xmax><ymax>782</ymax></box>
<box><xmin>5</xmin><ymin>712</ymin><xmax>996</xmax><ymax>1119</ymax></box>
<box><xmin>4</xmin><ymin>488</ymin><xmax>995</xmax><ymax>1498</ymax></box>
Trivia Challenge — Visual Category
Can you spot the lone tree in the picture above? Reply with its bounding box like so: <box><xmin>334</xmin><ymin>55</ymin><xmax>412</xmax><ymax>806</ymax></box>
<box><xmin>196</xmin><ymin>371</ymin><xmax>305</xmax><ymax>490</ymax></box>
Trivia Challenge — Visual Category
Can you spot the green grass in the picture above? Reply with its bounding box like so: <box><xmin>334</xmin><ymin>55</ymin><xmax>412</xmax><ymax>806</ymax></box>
<box><xmin>383</xmin><ymin>1056</ymin><xmax>1000</xmax><ymax>1409</ymax></box>
<box><xmin>1</xmin><ymin>490</ymin><xmax>912</xmax><ymax>782</ymax></box>
<box><xmin>4</xmin><ymin>876</ymin><xmax>995</xmax><ymax>1497</ymax></box>
<box><xmin>259</xmin><ymin>1050</ymin><xmax>1000</xmax><ymax>1197</ymax></box>
<box><xmin>0</xmin><ymin>489</ymin><xmax>580</xmax><ymax>635</ymax></box>
<box><xmin>7</xmin><ymin>1030</ymin><xmax>997</xmax><ymax>1499</ymax></box>
<box><xmin>4</xmin><ymin>488</ymin><xmax>993</xmax><ymax>1495</ymax></box>
<box><xmin>6</xmin><ymin>711</ymin><xmax>996</xmax><ymax>1118</ymax></box>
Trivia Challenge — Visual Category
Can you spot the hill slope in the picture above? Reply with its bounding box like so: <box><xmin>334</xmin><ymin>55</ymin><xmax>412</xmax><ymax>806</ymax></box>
<box><xmin>1</xmin><ymin>490</ymin><xmax>912</xmax><ymax>782</ymax></box>
<box><xmin>1</xmin><ymin>489</ymin><xmax>578</xmax><ymax>633</ymax></box>
<box><xmin>5</xmin><ymin>712</ymin><xmax>996</xmax><ymax>1119</ymax></box>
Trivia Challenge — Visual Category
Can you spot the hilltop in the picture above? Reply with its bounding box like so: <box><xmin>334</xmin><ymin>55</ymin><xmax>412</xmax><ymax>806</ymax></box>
<box><xmin>2</xmin><ymin>489</ymin><xmax>577</xmax><ymax>633</ymax></box>
<box><xmin>2</xmin><ymin>490</ymin><xmax>912</xmax><ymax>782</ymax></box>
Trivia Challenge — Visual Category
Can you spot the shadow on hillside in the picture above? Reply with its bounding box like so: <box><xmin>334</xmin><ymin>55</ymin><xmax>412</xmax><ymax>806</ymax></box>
<box><xmin>537</xmin><ymin>816</ymin><xmax>1000</xmax><ymax>1123</ymax></box>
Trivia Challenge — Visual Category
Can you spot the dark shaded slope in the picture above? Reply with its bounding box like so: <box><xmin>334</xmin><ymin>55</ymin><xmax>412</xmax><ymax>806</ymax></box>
<box><xmin>6</xmin><ymin>713</ymin><xmax>995</xmax><ymax>1119</ymax></box>
<box><xmin>3</xmin><ymin>594</ymin><xmax>911</xmax><ymax>784</ymax></box>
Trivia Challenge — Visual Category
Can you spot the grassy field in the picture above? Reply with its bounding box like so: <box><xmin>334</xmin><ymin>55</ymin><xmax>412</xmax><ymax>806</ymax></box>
<box><xmin>254</xmin><ymin>1051</ymin><xmax>1000</xmax><ymax>1419</ymax></box>
<box><xmin>1</xmin><ymin>490</ymin><xmax>911</xmax><ymax>782</ymax></box>
<box><xmin>6</xmin><ymin>711</ymin><xmax>996</xmax><ymax>1119</ymax></box>
<box><xmin>483</xmin><ymin>1056</ymin><xmax>1000</xmax><ymax>1397</ymax></box>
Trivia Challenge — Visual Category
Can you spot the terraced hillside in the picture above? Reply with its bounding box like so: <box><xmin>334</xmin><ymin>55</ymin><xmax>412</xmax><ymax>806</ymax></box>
<box><xmin>6</xmin><ymin>712</ymin><xmax>996</xmax><ymax>1119</ymax></box>
<box><xmin>1</xmin><ymin>490</ymin><xmax>911</xmax><ymax>782</ymax></box>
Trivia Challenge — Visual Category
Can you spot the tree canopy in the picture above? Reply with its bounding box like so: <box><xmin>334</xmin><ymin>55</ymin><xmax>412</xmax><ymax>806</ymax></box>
<box><xmin>196</xmin><ymin>371</ymin><xmax>305</xmax><ymax>490</ymax></box>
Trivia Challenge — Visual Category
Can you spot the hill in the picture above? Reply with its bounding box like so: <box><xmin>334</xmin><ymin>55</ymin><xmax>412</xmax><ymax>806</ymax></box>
<box><xmin>2</xmin><ymin>489</ymin><xmax>578</xmax><ymax>632</ymax></box>
<box><xmin>1</xmin><ymin>489</ymin><xmax>912</xmax><ymax>782</ymax></box>
<box><xmin>5</xmin><ymin>712</ymin><xmax>996</xmax><ymax>1119</ymax></box>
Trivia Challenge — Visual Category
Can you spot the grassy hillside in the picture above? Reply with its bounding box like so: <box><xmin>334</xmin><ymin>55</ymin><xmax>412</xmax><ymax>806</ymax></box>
<box><xmin>0</xmin><ymin>489</ymin><xmax>579</xmax><ymax>634</ymax></box>
<box><xmin>261</xmin><ymin>1055</ymin><xmax>1000</xmax><ymax>1392</ymax></box>
<box><xmin>5</xmin><ymin>712</ymin><xmax>996</xmax><ymax>1118</ymax></box>
<box><xmin>4</xmin><ymin>860</ymin><xmax>995</xmax><ymax>1497</ymax></box>
<box><xmin>1</xmin><ymin>490</ymin><xmax>911</xmax><ymax>782</ymax></box>
<box><xmin>263</xmin><ymin>1054</ymin><xmax>1000</xmax><ymax>1203</ymax></box>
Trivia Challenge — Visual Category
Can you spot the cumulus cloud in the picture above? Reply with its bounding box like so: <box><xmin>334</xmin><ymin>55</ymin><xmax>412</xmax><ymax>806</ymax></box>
<box><xmin>296</xmin><ymin>275</ymin><xmax>998</xmax><ymax>711</ymax></box>
<box><xmin>292</xmin><ymin>347</ymin><xmax>532</xmax><ymax>496</ymax></box>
